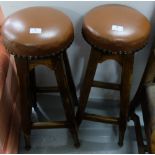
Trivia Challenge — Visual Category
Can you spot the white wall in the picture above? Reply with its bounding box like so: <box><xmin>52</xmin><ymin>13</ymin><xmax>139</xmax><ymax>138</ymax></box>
<box><xmin>1</xmin><ymin>1</ymin><xmax>155</xmax><ymax>100</ymax></box>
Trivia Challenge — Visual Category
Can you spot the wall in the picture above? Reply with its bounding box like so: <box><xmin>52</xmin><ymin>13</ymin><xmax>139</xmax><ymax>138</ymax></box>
<box><xmin>1</xmin><ymin>1</ymin><xmax>155</xmax><ymax>100</ymax></box>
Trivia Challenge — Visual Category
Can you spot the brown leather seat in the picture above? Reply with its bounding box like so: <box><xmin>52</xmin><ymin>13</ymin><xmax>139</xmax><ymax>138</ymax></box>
<box><xmin>82</xmin><ymin>4</ymin><xmax>151</xmax><ymax>53</ymax></box>
<box><xmin>2</xmin><ymin>7</ymin><xmax>74</xmax><ymax>57</ymax></box>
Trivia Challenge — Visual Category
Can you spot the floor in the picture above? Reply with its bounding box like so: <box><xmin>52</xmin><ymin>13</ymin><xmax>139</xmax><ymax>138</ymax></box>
<box><xmin>19</xmin><ymin>94</ymin><xmax>144</xmax><ymax>154</ymax></box>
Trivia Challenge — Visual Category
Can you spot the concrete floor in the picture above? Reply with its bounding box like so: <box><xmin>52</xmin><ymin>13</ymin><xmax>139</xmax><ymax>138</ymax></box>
<box><xmin>19</xmin><ymin>94</ymin><xmax>143</xmax><ymax>154</ymax></box>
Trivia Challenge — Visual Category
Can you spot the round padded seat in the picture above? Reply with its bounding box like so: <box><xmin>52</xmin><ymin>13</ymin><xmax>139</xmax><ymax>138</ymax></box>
<box><xmin>2</xmin><ymin>7</ymin><xmax>74</xmax><ymax>57</ymax></box>
<box><xmin>82</xmin><ymin>4</ymin><xmax>151</xmax><ymax>53</ymax></box>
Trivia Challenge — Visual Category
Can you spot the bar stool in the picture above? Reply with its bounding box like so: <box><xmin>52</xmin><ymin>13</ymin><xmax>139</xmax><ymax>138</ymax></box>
<box><xmin>2</xmin><ymin>7</ymin><xmax>80</xmax><ymax>149</ymax></box>
<box><xmin>129</xmin><ymin>45</ymin><xmax>155</xmax><ymax>153</ymax></box>
<box><xmin>76</xmin><ymin>4</ymin><xmax>151</xmax><ymax>146</ymax></box>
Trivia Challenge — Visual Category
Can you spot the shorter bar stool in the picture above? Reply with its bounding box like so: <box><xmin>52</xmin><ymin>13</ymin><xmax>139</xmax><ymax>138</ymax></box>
<box><xmin>76</xmin><ymin>4</ymin><xmax>151</xmax><ymax>146</ymax></box>
<box><xmin>2</xmin><ymin>7</ymin><xmax>80</xmax><ymax>149</ymax></box>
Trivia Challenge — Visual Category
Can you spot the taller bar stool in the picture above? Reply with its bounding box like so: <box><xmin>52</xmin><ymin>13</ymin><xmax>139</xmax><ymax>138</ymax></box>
<box><xmin>76</xmin><ymin>4</ymin><xmax>151</xmax><ymax>146</ymax></box>
<box><xmin>2</xmin><ymin>7</ymin><xmax>80</xmax><ymax>149</ymax></box>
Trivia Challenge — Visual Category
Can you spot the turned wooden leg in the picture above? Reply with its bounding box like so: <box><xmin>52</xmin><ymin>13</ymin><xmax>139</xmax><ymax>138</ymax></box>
<box><xmin>30</xmin><ymin>69</ymin><xmax>37</xmax><ymax>110</ymax></box>
<box><xmin>128</xmin><ymin>87</ymin><xmax>143</xmax><ymax>119</ymax></box>
<box><xmin>15</xmin><ymin>57</ymin><xmax>32</xmax><ymax>150</ymax></box>
<box><xmin>76</xmin><ymin>48</ymin><xmax>99</xmax><ymax>126</ymax></box>
<box><xmin>63</xmin><ymin>51</ymin><xmax>78</xmax><ymax>106</ymax></box>
<box><xmin>130</xmin><ymin>113</ymin><xmax>145</xmax><ymax>153</ymax></box>
<box><xmin>54</xmin><ymin>54</ymin><xmax>80</xmax><ymax>147</ymax></box>
<box><xmin>118</xmin><ymin>54</ymin><xmax>134</xmax><ymax>146</ymax></box>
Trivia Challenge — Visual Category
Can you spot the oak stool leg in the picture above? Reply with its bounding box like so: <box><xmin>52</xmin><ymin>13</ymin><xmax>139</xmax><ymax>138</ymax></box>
<box><xmin>118</xmin><ymin>54</ymin><xmax>134</xmax><ymax>146</ymax></box>
<box><xmin>30</xmin><ymin>69</ymin><xmax>37</xmax><ymax>110</ymax></box>
<box><xmin>54</xmin><ymin>54</ymin><xmax>80</xmax><ymax>147</ymax></box>
<box><xmin>76</xmin><ymin>48</ymin><xmax>99</xmax><ymax>126</ymax></box>
<box><xmin>15</xmin><ymin>57</ymin><xmax>32</xmax><ymax>150</ymax></box>
<box><xmin>63</xmin><ymin>51</ymin><xmax>78</xmax><ymax>106</ymax></box>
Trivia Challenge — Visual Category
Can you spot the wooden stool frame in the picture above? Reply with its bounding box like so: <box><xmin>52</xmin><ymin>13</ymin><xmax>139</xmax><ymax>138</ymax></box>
<box><xmin>15</xmin><ymin>51</ymin><xmax>80</xmax><ymax>149</ymax></box>
<box><xmin>76</xmin><ymin>47</ymin><xmax>134</xmax><ymax>146</ymax></box>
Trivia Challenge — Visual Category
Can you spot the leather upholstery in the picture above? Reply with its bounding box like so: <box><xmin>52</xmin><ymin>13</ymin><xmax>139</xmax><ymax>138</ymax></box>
<box><xmin>82</xmin><ymin>4</ymin><xmax>151</xmax><ymax>53</ymax></box>
<box><xmin>2</xmin><ymin>7</ymin><xmax>74</xmax><ymax>57</ymax></box>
